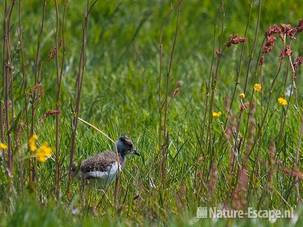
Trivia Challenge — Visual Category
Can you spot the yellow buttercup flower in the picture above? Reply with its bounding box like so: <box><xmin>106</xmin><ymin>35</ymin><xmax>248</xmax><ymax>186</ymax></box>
<box><xmin>36</xmin><ymin>152</ymin><xmax>48</xmax><ymax>162</ymax></box>
<box><xmin>239</xmin><ymin>92</ymin><xmax>245</xmax><ymax>99</ymax></box>
<box><xmin>254</xmin><ymin>83</ymin><xmax>262</xmax><ymax>93</ymax></box>
<box><xmin>278</xmin><ymin>97</ymin><xmax>288</xmax><ymax>106</ymax></box>
<box><xmin>212</xmin><ymin>111</ymin><xmax>222</xmax><ymax>118</ymax></box>
<box><xmin>36</xmin><ymin>143</ymin><xmax>52</xmax><ymax>163</ymax></box>
<box><xmin>29</xmin><ymin>134</ymin><xmax>38</xmax><ymax>152</ymax></box>
<box><xmin>0</xmin><ymin>143</ymin><xmax>8</xmax><ymax>150</ymax></box>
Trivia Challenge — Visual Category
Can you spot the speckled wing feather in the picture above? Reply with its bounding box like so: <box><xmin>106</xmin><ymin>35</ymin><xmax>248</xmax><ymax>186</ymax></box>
<box><xmin>80</xmin><ymin>151</ymin><xmax>118</xmax><ymax>174</ymax></box>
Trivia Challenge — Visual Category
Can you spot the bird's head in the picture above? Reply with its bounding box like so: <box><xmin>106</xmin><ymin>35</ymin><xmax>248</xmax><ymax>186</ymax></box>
<box><xmin>116</xmin><ymin>136</ymin><xmax>139</xmax><ymax>157</ymax></box>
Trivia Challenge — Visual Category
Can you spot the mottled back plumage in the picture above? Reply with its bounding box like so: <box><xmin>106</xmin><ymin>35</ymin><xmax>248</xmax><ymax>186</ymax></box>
<box><xmin>80</xmin><ymin>151</ymin><xmax>121</xmax><ymax>174</ymax></box>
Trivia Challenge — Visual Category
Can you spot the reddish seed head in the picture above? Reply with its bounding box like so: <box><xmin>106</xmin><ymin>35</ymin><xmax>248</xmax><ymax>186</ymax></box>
<box><xmin>266</xmin><ymin>35</ymin><xmax>276</xmax><ymax>44</ymax></box>
<box><xmin>265</xmin><ymin>23</ymin><xmax>297</xmax><ymax>41</ymax></box>
<box><xmin>279</xmin><ymin>24</ymin><xmax>291</xmax><ymax>33</ymax></box>
<box><xmin>226</xmin><ymin>35</ymin><xmax>247</xmax><ymax>47</ymax></box>
<box><xmin>45</xmin><ymin>109</ymin><xmax>61</xmax><ymax>117</ymax></box>
<box><xmin>293</xmin><ymin>56</ymin><xmax>303</xmax><ymax>70</ymax></box>
<box><xmin>266</xmin><ymin>24</ymin><xmax>282</xmax><ymax>36</ymax></box>
<box><xmin>280</xmin><ymin>45</ymin><xmax>292</xmax><ymax>58</ymax></box>
<box><xmin>262</xmin><ymin>45</ymin><xmax>273</xmax><ymax>54</ymax></box>
<box><xmin>278</xmin><ymin>24</ymin><xmax>297</xmax><ymax>39</ymax></box>
<box><xmin>262</xmin><ymin>35</ymin><xmax>276</xmax><ymax>54</ymax></box>
<box><xmin>287</xmin><ymin>28</ymin><xmax>297</xmax><ymax>38</ymax></box>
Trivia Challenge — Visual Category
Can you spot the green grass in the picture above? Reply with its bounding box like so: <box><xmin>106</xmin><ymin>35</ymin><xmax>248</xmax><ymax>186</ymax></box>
<box><xmin>1</xmin><ymin>0</ymin><xmax>303</xmax><ymax>226</ymax></box>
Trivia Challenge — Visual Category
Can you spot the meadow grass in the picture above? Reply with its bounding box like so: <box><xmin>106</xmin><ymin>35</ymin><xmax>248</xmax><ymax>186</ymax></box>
<box><xmin>1</xmin><ymin>0</ymin><xmax>303</xmax><ymax>226</ymax></box>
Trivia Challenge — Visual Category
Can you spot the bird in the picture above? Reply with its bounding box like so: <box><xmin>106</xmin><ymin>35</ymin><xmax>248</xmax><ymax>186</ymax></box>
<box><xmin>80</xmin><ymin>136</ymin><xmax>139</xmax><ymax>187</ymax></box>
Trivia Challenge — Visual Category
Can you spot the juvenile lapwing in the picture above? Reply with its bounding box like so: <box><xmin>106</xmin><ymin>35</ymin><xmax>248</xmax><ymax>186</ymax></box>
<box><xmin>80</xmin><ymin>136</ymin><xmax>139</xmax><ymax>187</ymax></box>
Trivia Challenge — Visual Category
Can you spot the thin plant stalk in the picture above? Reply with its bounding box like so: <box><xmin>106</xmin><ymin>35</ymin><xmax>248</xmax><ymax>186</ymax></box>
<box><xmin>161</xmin><ymin>7</ymin><xmax>180</xmax><ymax>186</ymax></box>
<box><xmin>3</xmin><ymin>0</ymin><xmax>16</xmax><ymax>180</ymax></box>
<box><xmin>17</xmin><ymin>0</ymin><xmax>30</xmax><ymax>192</ymax></box>
<box><xmin>225</xmin><ymin>0</ymin><xmax>254</xmax><ymax>128</ymax></box>
<box><xmin>206</xmin><ymin>0</ymin><xmax>225</xmax><ymax>177</ymax></box>
<box><xmin>67</xmin><ymin>0</ymin><xmax>98</xmax><ymax>194</ymax></box>
<box><xmin>29</xmin><ymin>0</ymin><xmax>47</xmax><ymax>186</ymax></box>
<box><xmin>54</xmin><ymin>0</ymin><xmax>67</xmax><ymax>200</ymax></box>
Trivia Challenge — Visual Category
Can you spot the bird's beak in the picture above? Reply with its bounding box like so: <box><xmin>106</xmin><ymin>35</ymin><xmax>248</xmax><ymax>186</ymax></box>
<box><xmin>132</xmin><ymin>149</ymin><xmax>140</xmax><ymax>156</ymax></box>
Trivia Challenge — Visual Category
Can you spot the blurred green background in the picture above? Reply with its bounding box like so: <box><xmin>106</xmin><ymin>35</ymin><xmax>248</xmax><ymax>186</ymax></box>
<box><xmin>1</xmin><ymin>0</ymin><xmax>303</xmax><ymax>226</ymax></box>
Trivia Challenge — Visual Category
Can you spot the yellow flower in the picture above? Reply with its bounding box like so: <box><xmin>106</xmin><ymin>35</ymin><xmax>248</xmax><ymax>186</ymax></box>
<box><xmin>0</xmin><ymin>143</ymin><xmax>8</xmax><ymax>150</ymax></box>
<box><xmin>239</xmin><ymin>93</ymin><xmax>245</xmax><ymax>99</ymax></box>
<box><xmin>278</xmin><ymin>97</ymin><xmax>288</xmax><ymax>106</ymax></box>
<box><xmin>212</xmin><ymin>111</ymin><xmax>222</xmax><ymax>118</ymax></box>
<box><xmin>29</xmin><ymin>134</ymin><xmax>38</xmax><ymax>152</ymax></box>
<box><xmin>254</xmin><ymin>83</ymin><xmax>262</xmax><ymax>93</ymax></box>
<box><xmin>36</xmin><ymin>143</ymin><xmax>52</xmax><ymax>163</ymax></box>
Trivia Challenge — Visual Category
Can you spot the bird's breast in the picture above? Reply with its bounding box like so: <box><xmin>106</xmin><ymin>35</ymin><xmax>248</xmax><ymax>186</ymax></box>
<box><xmin>81</xmin><ymin>161</ymin><xmax>122</xmax><ymax>185</ymax></box>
